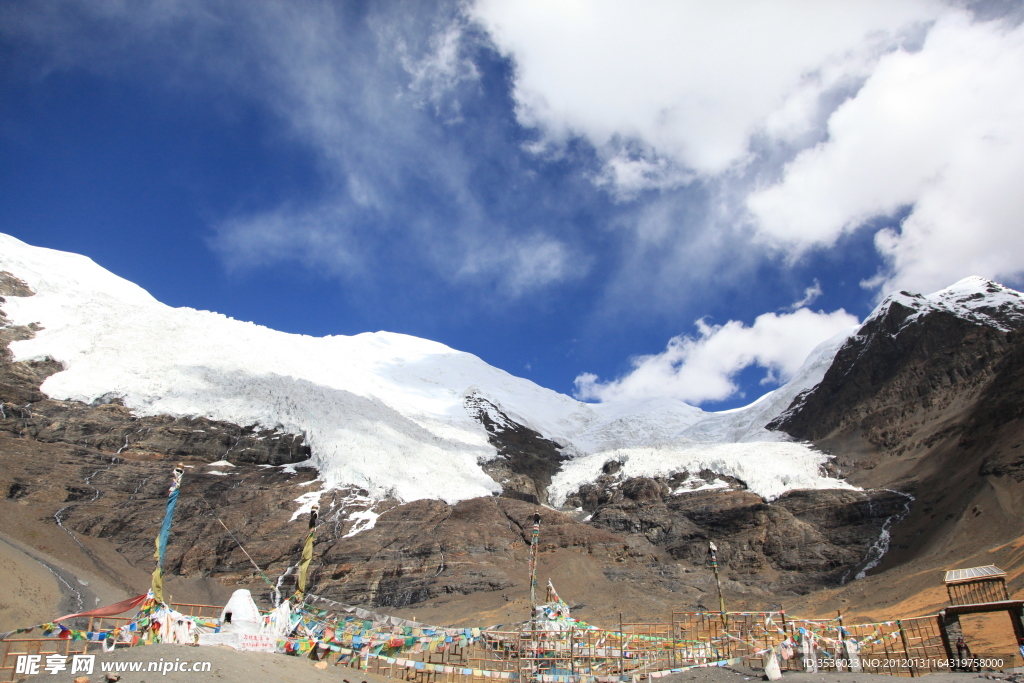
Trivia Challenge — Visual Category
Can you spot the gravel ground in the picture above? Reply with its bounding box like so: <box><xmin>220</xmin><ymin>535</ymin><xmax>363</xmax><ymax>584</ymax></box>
<box><xmin>17</xmin><ymin>642</ymin><xmax>396</xmax><ymax>683</ymax></box>
<box><xmin>659</xmin><ymin>664</ymin><xmax>1024</xmax><ymax>683</ymax></box>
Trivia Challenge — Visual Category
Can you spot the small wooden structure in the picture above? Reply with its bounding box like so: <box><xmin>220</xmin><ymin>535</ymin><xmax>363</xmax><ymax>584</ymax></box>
<box><xmin>936</xmin><ymin>565</ymin><xmax>1024</xmax><ymax>668</ymax></box>
<box><xmin>944</xmin><ymin>565</ymin><xmax>1009</xmax><ymax>606</ymax></box>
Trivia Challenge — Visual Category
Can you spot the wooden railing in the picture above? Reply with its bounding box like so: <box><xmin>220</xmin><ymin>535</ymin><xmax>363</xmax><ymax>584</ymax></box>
<box><xmin>0</xmin><ymin>603</ymin><xmax>220</xmax><ymax>683</ymax></box>
<box><xmin>5</xmin><ymin>605</ymin><xmax>1018</xmax><ymax>683</ymax></box>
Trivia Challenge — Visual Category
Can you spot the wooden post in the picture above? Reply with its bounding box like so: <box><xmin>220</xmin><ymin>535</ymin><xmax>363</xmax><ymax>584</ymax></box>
<box><xmin>529</xmin><ymin>513</ymin><xmax>541</xmax><ymax>617</ymax></box>
<box><xmin>938</xmin><ymin>610</ymin><xmax>958</xmax><ymax>664</ymax></box>
<box><xmin>772</xmin><ymin>612</ymin><xmax>784</xmax><ymax>672</ymax></box>
<box><xmin>897</xmin><ymin>619</ymin><xmax>917</xmax><ymax>677</ymax></box>
<box><xmin>619</xmin><ymin>613</ymin><xmax>624</xmax><ymax>677</ymax></box>
<box><xmin>570</xmin><ymin>626</ymin><xmax>576</xmax><ymax>678</ymax></box>
<box><xmin>709</xmin><ymin>542</ymin><xmax>726</xmax><ymax>626</ymax></box>
<box><xmin>836</xmin><ymin>610</ymin><xmax>845</xmax><ymax>672</ymax></box>
<box><xmin>670</xmin><ymin>612</ymin><xmax>676</xmax><ymax>670</ymax></box>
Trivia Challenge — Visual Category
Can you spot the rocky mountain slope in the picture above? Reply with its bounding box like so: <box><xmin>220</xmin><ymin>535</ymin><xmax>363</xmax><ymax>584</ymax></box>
<box><xmin>767</xmin><ymin>278</ymin><xmax>1024</xmax><ymax>583</ymax></box>
<box><xmin>3</xmin><ymin>234</ymin><xmax>1024</xmax><ymax>630</ymax></box>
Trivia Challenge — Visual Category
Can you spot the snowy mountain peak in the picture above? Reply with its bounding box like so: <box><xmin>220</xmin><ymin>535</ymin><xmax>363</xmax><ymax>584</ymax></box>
<box><xmin>0</xmin><ymin>233</ymin><xmax>156</xmax><ymax>306</ymax></box>
<box><xmin>926</xmin><ymin>276</ymin><xmax>1024</xmax><ymax>329</ymax></box>
<box><xmin>870</xmin><ymin>276</ymin><xmax>1024</xmax><ymax>334</ymax></box>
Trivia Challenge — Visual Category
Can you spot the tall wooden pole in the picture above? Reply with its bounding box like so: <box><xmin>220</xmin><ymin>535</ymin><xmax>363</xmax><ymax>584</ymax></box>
<box><xmin>897</xmin><ymin>619</ymin><xmax>917</xmax><ymax>677</ymax></box>
<box><xmin>151</xmin><ymin>463</ymin><xmax>185</xmax><ymax>604</ymax></box>
<box><xmin>837</xmin><ymin>610</ymin><xmax>846</xmax><ymax>672</ymax></box>
<box><xmin>619</xmin><ymin>612</ymin><xmax>624</xmax><ymax>676</ymax></box>
<box><xmin>709</xmin><ymin>541</ymin><xmax>726</xmax><ymax>624</ymax></box>
<box><xmin>529</xmin><ymin>513</ymin><xmax>541</xmax><ymax>617</ymax></box>
<box><xmin>670</xmin><ymin>611</ymin><xmax>676</xmax><ymax>670</ymax></box>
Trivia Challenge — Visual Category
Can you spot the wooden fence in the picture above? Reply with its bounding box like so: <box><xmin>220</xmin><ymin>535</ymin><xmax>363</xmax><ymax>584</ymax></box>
<box><xmin>326</xmin><ymin>612</ymin><xmax>958</xmax><ymax>681</ymax></box>
<box><xmin>0</xmin><ymin>607</ymin><xmax>1000</xmax><ymax>683</ymax></box>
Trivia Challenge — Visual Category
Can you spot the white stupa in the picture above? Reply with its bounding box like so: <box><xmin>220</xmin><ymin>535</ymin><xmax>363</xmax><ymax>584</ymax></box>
<box><xmin>219</xmin><ymin>589</ymin><xmax>262</xmax><ymax>635</ymax></box>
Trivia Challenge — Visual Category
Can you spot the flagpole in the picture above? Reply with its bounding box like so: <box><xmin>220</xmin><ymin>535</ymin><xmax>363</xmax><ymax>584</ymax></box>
<box><xmin>709</xmin><ymin>540</ymin><xmax>727</xmax><ymax>625</ymax></box>
<box><xmin>529</xmin><ymin>512</ymin><xmax>540</xmax><ymax>620</ymax></box>
<box><xmin>151</xmin><ymin>463</ymin><xmax>185</xmax><ymax>605</ymax></box>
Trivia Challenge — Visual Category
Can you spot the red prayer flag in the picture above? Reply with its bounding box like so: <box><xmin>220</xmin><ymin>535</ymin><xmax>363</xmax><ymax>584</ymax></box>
<box><xmin>55</xmin><ymin>593</ymin><xmax>148</xmax><ymax>623</ymax></box>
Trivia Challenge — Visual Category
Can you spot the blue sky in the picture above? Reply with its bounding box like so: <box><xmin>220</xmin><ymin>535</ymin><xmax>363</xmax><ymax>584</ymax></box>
<box><xmin>2</xmin><ymin>0</ymin><xmax>1024</xmax><ymax>411</ymax></box>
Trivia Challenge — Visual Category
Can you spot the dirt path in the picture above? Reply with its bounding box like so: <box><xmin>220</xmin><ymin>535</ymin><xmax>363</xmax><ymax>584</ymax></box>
<box><xmin>0</xmin><ymin>533</ymin><xmax>102</xmax><ymax>632</ymax></box>
<box><xmin>0</xmin><ymin>534</ymin><xmax>61</xmax><ymax>633</ymax></box>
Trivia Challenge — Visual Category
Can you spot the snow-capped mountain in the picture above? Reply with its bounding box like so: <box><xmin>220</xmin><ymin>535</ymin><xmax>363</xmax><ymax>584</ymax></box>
<box><xmin>6</xmin><ymin>234</ymin><xmax>1024</xmax><ymax>611</ymax></box>
<box><xmin>769</xmin><ymin>274</ymin><xmax>1024</xmax><ymax>445</ymax></box>
<box><xmin>879</xmin><ymin>276</ymin><xmax>1024</xmax><ymax>332</ymax></box>
<box><xmin>4</xmin><ymin>233</ymin><xmax>1018</xmax><ymax>507</ymax></box>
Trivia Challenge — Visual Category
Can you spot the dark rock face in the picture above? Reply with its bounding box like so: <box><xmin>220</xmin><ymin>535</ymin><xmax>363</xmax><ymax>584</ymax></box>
<box><xmin>563</xmin><ymin>470</ymin><xmax>908</xmax><ymax>592</ymax></box>
<box><xmin>0</xmin><ymin>426</ymin><xmax>325</xmax><ymax>588</ymax></box>
<box><xmin>565</xmin><ymin>467</ymin><xmax>748</xmax><ymax>513</ymax></box>
<box><xmin>4</xmin><ymin>398</ymin><xmax>311</xmax><ymax>466</ymax></box>
<box><xmin>0</xmin><ymin>418</ymin><xmax>665</xmax><ymax>610</ymax></box>
<box><xmin>313</xmin><ymin>497</ymin><xmax>642</xmax><ymax>608</ymax></box>
<box><xmin>465</xmin><ymin>394</ymin><xmax>568</xmax><ymax>504</ymax></box>
<box><xmin>768</xmin><ymin>298</ymin><xmax>1017</xmax><ymax>449</ymax></box>
<box><xmin>766</xmin><ymin>289</ymin><xmax>1024</xmax><ymax>488</ymax></box>
<box><xmin>0</xmin><ymin>312</ymin><xmax>63</xmax><ymax>405</ymax></box>
<box><xmin>960</xmin><ymin>337</ymin><xmax>1024</xmax><ymax>480</ymax></box>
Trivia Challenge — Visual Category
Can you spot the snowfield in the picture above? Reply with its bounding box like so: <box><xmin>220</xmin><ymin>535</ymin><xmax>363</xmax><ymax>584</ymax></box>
<box><xmin>0</xmin><ymin>233</ymin><xmax>872</xmax><ymax>504</ymax></box>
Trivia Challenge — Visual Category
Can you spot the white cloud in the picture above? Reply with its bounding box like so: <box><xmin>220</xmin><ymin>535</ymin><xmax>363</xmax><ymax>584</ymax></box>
<box><xmin>471</xmin><ymin>0</ymin><xmax>940</xmax><ymax>179</ymax></box>
<box><xmin>593</xmin><ymin>147</ymin><xmax>695</xmax><ymax>200</ymax></box>
<box><xmin>472</xmin><ymin>0</ymin><xmax>1024</xmax><ymax>307</ymax></box>
<box><xmin>212</xmin><ymin>203</ymin><xmax>363</xmax><ymax>276</ymax></box>
<box><xmin>574</xmin><ymin>307</ymin><xmax>859</xmax><ymax>405</ymax></box>
<box><xmin>789</xmin><ymin>280</ymin><xmax>823</xmax><ymax>310</ymax></box>
<box><xmin>400</xmin><ymin>20</ymin><xmax>481</xmax><ymax>121</ymax></box>
<box><xmin>458</xmin><ymin>234</ymin><xmax>584</xmax><ymax>296</ymax></box>
<box><xmin>210</xmin><ymin>5</ymin><xmax>587</xmax><ymax>298</ymax></box>
<box><xmin>4</xmin><ymin>1</ymin><xmax>582</xmax><ymax>299</ymax></box>
<box><xmin>747</xmin><ymin>12</ymin><xmax>1024</xmax><ymax>295</ymax></box>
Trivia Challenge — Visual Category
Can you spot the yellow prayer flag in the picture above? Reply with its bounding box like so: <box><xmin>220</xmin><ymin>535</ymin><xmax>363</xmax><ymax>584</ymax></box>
<box><xmin>296</xmin><ymin>528</ymin><xmax>315</xmax><ymax>596</ymax></box>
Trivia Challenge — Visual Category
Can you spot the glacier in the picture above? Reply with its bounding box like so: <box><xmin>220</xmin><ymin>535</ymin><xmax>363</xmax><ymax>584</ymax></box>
<box><xmin>0</xmin><ymin>232</ymin><xmax>859</xmax><ymax>504</ymax></box>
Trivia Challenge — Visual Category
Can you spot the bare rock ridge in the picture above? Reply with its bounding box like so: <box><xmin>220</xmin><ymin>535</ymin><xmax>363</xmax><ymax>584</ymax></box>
<box><xmin>0</xmin><ymin>270</ymin><xmax>34</xmax><ymax>297</ymax></box>
<box><xmin>465</xmin><ymin>393</ymin><xmax>568</xmax><ymax>504</ymax></box>
<box><xmin>562</xmin><ymin>465</ymin><xmax>909</xmax><ymax>588</ymax></box>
